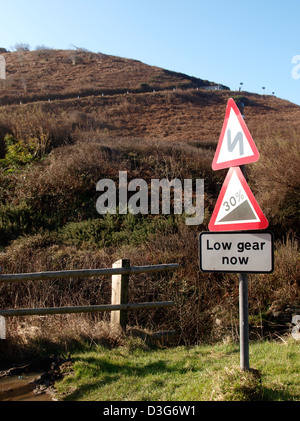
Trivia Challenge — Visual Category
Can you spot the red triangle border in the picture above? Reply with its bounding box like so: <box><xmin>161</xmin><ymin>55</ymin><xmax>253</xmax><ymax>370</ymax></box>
<box><xmin>208</xmin><ymin>167</ymin><xmax>268</xmax><ymax>231</ymax></box>
<box><xmin>212</xmin><ymin>98</ymin><xmax>260</xmax><ymax>171</ymax></box>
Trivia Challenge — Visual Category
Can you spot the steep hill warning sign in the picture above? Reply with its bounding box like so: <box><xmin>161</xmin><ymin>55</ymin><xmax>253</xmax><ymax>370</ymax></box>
<box><xmin>208</xmin><ymin>167</ymin><xmax>268</xmax><ymax>231</ymax></box>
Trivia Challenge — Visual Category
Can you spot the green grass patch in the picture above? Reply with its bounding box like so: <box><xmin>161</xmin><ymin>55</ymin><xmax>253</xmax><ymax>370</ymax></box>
<box><xmin>59</xmin><ymin>213</ymin><xmax>178</xmax><ymax>248</ymax></box>
<box><xmin>54</xmin><ymin>338</ymin><xmax>300</xmax><ymax>401</ymax></box>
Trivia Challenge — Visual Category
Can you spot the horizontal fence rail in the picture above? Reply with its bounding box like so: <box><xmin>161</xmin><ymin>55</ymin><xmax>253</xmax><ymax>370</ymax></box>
<box><xmin>0</xmin><ymin>264</ymin><xmax>179</xmax><ymax>284</ymax></box>
<box><xmin>0</xmin><ymin>302</ymin><xmax>175</xmax><ymax>317</ymax></box>
<box><xmin>0</xmin><ymin>260</ymin><xmax>179</xmax><ymax>333</ymax></box>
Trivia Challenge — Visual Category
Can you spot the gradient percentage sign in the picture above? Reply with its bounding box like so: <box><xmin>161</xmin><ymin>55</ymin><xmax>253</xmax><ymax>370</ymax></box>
<box><xmin>235</xmin><ymin>189</ymin><xmax>244</xmax><ymax>202</ymax></box>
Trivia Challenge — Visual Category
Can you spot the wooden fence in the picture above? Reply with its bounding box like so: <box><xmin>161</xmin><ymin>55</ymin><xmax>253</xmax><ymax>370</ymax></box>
<box><xmin>0</xmin><ymin>259</ymin><xmax>179</xmax><ymax>334</ymax></box>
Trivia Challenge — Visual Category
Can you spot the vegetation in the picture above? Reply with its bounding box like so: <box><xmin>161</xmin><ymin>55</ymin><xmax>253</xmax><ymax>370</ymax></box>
<box><xmin>2</xmin><ymin>316</ymin><xmax>298</xmax><ymax>401</ymax></box>
<box><xmin>0</xmin><ymin>50</ymin><xmax>299</xmax><ymax>402</ymax></box>
<box><xmin>53</xmin><ymin>337</ymin><xmax>300</xmax><ymax>401</ymax></box>
<box><xmin>0</xmin><ymin>131</ymin><xmax>298</xmax><ymax>346</ymax></box>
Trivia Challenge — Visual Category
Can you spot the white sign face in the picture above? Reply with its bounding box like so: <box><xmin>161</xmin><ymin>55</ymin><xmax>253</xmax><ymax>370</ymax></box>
<box><xmin>216</xmin><ymin>108</ymin><xmax>254</xmax><ymax>164</ymax></box>
<box><xmin>199</xmin><ymin>232</ymin><xmax>274</xmax><ymax>273</ymax></box>
<box><xmin>216</xmin><ymin>168</ymin><xmax>258</xmax><ymax>223</ymax></box>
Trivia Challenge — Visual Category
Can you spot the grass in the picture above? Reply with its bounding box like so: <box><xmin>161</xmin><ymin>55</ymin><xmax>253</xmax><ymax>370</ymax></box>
<box><xmin>54</xmin><ymin>337</ymin><xmax>300</xmax><ymax>401</ymax></box>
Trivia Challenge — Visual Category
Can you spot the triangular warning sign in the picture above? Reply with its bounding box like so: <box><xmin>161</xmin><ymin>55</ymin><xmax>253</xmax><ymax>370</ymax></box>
<box><xmin>208</xmin><ymin>167</ymin><xmax>268</xmax><ymax>231</ymax></box>
<box><xmin>212</xmin><ymin>98</ymin><xmax>259</xmax><ymax>170</ymax></box>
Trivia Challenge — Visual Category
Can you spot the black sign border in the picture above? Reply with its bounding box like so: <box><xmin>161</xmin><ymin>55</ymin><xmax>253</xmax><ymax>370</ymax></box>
<box><xmin>199</xmin><ymin>230</ymin><xmax>274</xmax><ymax>273</ymax></box>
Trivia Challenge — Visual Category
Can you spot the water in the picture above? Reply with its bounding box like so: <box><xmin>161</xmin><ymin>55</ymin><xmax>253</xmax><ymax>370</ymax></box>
<box><xmin>0</xmin><ymin>373</ymin><xmax>54</xmax><ymax>401</ymax></box>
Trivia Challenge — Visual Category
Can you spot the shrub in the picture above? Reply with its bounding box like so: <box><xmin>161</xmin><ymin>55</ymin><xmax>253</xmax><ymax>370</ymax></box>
<box><xmin>59</xmin><ymin>213</ymin><xmax>178</xmax><ymax>248</ymax></box>
<box><xmin>249</xmin><ymin>135</ymin><xmax>300</xmax><ymax>237</ymax></box>
<box><xmin>0</xmin><ymin>201</ymin><xmax>38</xmax><ymax>244</ymax></box>
<box><xmin>13</xmin><ymin>43</ymin><xmax>30</xmax><ymax>52</ymax></box>
<box><xmin>0</xmin><ymin>134</ymin><xmax>44</xmax><ymax>171</ymax></box>
<box><xmin>0</xmin><ymin>105</ymin><xmax>74</xmax><ymax>159</ymax></box>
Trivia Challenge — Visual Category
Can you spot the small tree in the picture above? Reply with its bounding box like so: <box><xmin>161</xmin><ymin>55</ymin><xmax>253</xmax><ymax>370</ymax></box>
<box><xmin>13</xmin><ymin>43</ymin><xmax>30</xmax><ymax>52</ymax></box>
<box><xmin>35</xmin><ymin>45</ymin><xmax>53</xmax><ymax>60</ymax></box>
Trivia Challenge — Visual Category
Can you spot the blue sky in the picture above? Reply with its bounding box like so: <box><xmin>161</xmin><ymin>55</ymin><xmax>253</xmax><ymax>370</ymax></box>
<box><xmin>0</xmin><ymin>0</ymin><xmax>299</xmax><ymax>105</ymax></box>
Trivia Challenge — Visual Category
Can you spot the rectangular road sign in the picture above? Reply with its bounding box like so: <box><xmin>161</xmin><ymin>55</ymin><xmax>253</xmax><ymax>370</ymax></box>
<box><xmin>199</xmin><ymin>231</ymin><xmax>274</xmax><ymax>273</ymax></box>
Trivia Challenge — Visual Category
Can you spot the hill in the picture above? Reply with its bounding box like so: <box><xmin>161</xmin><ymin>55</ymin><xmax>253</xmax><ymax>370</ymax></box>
<box><xmin>1</xmin><ymin>48</ymin><xmax>300</xmax><ymax>142</ymax></box>
<box><xmin>0</xmin><ymin>49</ymin><xmax>299</xmax><ymax>347</ymax></box>
<box><xmin>0</xmin><ymin>48</ymin><xmax>227</xmax><ymax>102</ymax></box>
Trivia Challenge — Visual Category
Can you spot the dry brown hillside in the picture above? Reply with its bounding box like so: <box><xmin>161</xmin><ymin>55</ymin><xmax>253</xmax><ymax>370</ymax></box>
<box><xmin>0</xmin><ymin>49</ymin><xmax>223</xmax><ymax>100</ymax></box>
<box><xmin>0</xmin><ymin>49</ymin><xmax>299</xmax><ymax>144</ymax></box>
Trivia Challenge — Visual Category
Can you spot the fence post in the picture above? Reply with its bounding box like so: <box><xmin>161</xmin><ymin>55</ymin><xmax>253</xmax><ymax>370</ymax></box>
<box><xmin>110</xmin><ymin>258</ymin><xmax>130</xmax><ymax>331</ymax></box>
<box><xmin>0</xmin><ymin>267</ymin><xmax>4</xmax><ymax>340</ymax></box>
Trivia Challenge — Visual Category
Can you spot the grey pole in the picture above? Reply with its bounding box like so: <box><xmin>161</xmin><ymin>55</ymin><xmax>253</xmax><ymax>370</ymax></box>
<box><xmin>239</xmin><ymin>163</ymin><xmax>250</xmax><ymax>371</ymax></box>
<box><xmin>237</xmin><ymin>101</ymin><xmax>250</xmax><ymax>371</ymax></box>
<box><xmin>239</xmin><ymin>272</ymin><xmax>249</xmax><ymax>370</ymax></box>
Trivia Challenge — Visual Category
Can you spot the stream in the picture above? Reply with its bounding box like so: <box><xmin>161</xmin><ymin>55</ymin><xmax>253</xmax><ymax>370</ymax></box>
<box><xmin>0</xmin><ymin>373</ymin><xmax>54</xmax><ymax>401</ymax></box>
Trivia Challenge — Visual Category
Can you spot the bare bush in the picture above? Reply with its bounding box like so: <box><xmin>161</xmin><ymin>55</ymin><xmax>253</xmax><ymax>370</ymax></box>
<box><xmin>12</xmin><ymin>43</ymin><xmax>30</xmax><ymax>52</ymax></box>
<box><xmin>250</xmin><ymin>135</ymin><xmax>300</xmax><ymax>236</ymax></box>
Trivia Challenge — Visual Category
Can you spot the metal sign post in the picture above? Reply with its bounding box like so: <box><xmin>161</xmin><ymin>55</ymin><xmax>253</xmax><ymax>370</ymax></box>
<box><xmin>199</xmin><ymin>229</ymin><xmax>274</xmax><ymax>371</ymax></box>
<box><xmin>206</xmin><ymin>99</ymin><xmax>271</xmax><ymax>372</ymax></box>
<box><xmin>239</xmin><ymin>162</ymin><xmax>249</xmax><ymax>371</ymax></box>
<box><xmin>239</xmin><ymin>272</ymin><xmax>249</xmax><ymax>370</ymax></box>
<box><xmin>232</xmin><ymin>107</ymin><xmax>250</xmax><ymax>372</ymax></box>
